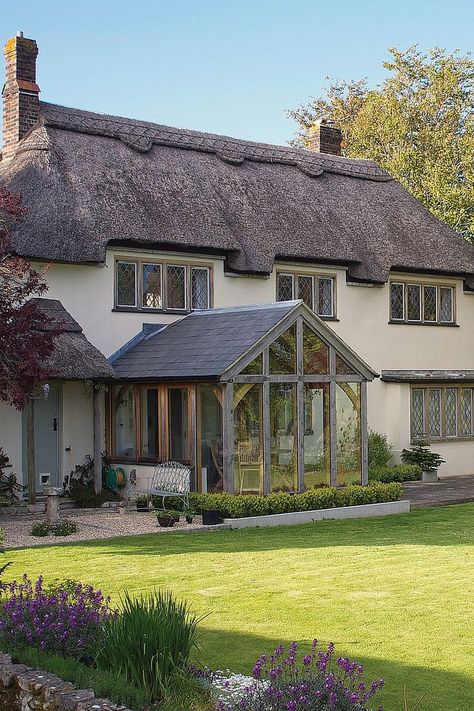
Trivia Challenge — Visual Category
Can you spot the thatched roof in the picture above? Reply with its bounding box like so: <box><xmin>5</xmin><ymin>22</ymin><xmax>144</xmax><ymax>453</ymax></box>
<box><xmin>1</xmin><ymin>102</ymin><xmax>474</xmax><ymax>285</ymax></box>
<box><xmin>31</xmin><ymin>298</ymin><xmax>115</xmax><ymax>380</ymax></box>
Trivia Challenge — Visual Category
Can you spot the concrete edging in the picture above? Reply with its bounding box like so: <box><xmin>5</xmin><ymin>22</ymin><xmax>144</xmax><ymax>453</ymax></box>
<box><xmin>223</xmin><ymin>500</ymin><xmax>411</xmax><ymax>529</ymax></box>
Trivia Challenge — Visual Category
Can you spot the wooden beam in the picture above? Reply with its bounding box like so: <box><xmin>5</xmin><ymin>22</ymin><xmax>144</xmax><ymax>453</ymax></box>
<box><xmin>329</xmin><ymin>348</ymin><xmax>337</xmax><ymax>487</ymax></box>
<box><xmin>361</xmin><ymin>381</ymin><xmax>368</xmax><ymax>485</ymax></box>
<box><xmin>223</xmin><ymin>382</ymin><xmax>234</xmax><ymax>493</ymax></box>
<box><xmin>93</xmin><ymin>385</ymin><xmax>102</xmax><ymax>494</ymax></box>
<box><xmin>26</xmin><ymin>397</ymin><xmax>36</xmax><ymax>505</ymax></box>
<box><xmin>297</xmin><ymin>379</ymin><xmax>305</xmax><ymax>492</ymax></box>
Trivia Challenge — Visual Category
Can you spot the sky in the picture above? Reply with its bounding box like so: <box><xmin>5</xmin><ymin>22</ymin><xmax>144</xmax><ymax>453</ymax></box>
<box><xmin>2</xmin><ymin>0</ymin><xmax>474</xmax><ymax>146</ymax></box>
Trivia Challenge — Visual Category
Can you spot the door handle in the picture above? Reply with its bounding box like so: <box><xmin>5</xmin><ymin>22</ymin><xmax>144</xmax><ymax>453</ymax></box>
<box><xmin>53</xmin><ymin>418</ymin><xmax>57</xmax><ymax>432</ymax></box>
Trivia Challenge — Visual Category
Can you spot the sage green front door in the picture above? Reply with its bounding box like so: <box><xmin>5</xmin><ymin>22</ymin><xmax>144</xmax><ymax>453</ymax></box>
<box><xmin>22</xmin><ymin>385</ymin><xmax>61</xmax><ymax>491</ymax></box>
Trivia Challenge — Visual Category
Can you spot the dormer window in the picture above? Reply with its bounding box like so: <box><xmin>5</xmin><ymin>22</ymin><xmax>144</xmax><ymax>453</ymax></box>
<box><xmin>390</xmin><ymin>281</ymin><xmax>455</xmax><ymax>325</ymax></box>
<box><xmin>276</xmin><ymin>271</ymin><xmax>336</xmax><ymax>318</ymax></box>
<box><xmin>115</xmin><ymin>258</ymin><xmax>212</xmax><ymax>312</ymax></box>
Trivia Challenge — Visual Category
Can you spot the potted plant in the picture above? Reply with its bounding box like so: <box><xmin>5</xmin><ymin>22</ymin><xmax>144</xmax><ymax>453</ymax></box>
<box><xmin>184</xmin><ymin>506</ymin><xmax>197</xmax><ymax>524</ymax></box>
<box><xmin>201</xmin><ymin>505</ymin><xmax>222</xmax><ymax>526</ymax></box>
<box><xmin>135</xmin><ymin>494</ymin><xmax>151</xmax><ymax>512</ymax></box>
<box><xmin>156</xmin><ymin>510</ymin><xmax>180</xmax><ymax>527</ymax></box>
<box><xmin>401</xmin><ymin>441</ymin><xmax>445</xmax><ymax>482</ymax></box>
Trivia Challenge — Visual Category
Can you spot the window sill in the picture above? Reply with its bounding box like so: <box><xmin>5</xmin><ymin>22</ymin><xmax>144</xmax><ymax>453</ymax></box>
<box><xmin>411</xmin><ymin>437</ymin><xmax>474</xmax><ymax>444</ymax></box>
<box><xmin>388</xmin><ymin>320</ymin><xmax>459</xmax><ymax>327</ymax></box>
<box><xmin>112</xmin><ymin>307</ymin><xmax>199</xmax><ymax>315</ymax></box>
<box><xmin>319</xmin><ymin>316</ymin><xmax>339</xmax><ymax>322</ymax></box>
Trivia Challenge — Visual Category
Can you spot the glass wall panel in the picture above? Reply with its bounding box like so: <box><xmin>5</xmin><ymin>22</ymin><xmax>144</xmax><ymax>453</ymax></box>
<box><xmin>198</xmin><ymin>385</ymin><xmax>223</xmax><ymax>492</ymax></box>
<box><xmin>241</xmin><ymin>354</ymin><xmax>263</xmax><ymax>375</ymax></box>
<box><xmin>168</xmin><ymin>387</ymin><xmax>189</xmax><ymax>461</ymax></box>
<box><xmin>336</xmin><ymin>383</ymin><xmax>361</xmax><ymax>485</ymax></box>
<box><xmin>303</xmin><ymin>325</ymin><xmax>329</xmax><ymax>374</ymax></box>
<box><xmin>336</xmin><ymin>355</ymin><xmax>356</xmax><ymax>375</ymax></box>
<box><xmin>140</xmin><ymin>388</ymin><xmax>158</xmax><ymax>457</ymax></box>
<box><xmin>112</xmin><ymin>385</ymin><xmax>136</xmax><ymax>458</ymax></box>
<box><xmin>269</xmin><ymin>325</ymin><xmax>296</xmax><ymax>374</ymax></box>
<box><xmin>234</xmin><ymin>384</ymin><xmax>263</xmax><ymax>494</ymax></box>
<box><xmin>270</xmin><ymin>383</ymin><xmax>297</xmax><ymax>492</ymax></box>
<box><xmin>303</xmin><ymin>384</ymin><xmax>330</xmax><ymax>487</ymax></box>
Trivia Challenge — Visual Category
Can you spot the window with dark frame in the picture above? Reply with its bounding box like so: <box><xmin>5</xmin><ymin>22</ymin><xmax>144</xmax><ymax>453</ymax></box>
<box><xmin>390</xmin><ymin>282</ymin><xmax>455</xmax><ymax>324</ymax></box>
<box><xmin>115</xmin><ymin>259</ymin><xmax>211</xmax><ymax>312</ymax></box>
<box><xmin>411</xmin><ymin>385</ymin><xmax>474</xmax><ymax>440</ymax></box>
<box><xmin>276</xmin><ymin>272</ymin><xmax>336</xmax><ymax>318</ymax></box>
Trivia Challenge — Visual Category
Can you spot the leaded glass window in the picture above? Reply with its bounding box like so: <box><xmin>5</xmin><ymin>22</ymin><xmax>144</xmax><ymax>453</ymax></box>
<box><xmin>318</xmin><ymin>277</ymin><xmax>334</xmax><ymax>317</ymax></box>
<box><xmin>440</xmin><ymin>287</ymin><xmax>453</xmax><ymax>323</ymax></box>
<box><xmin>297</xmin><ymin>275</ymin><xmax>314</xmax><ymax>309</ymax></box>
<box><xmin>423</xmin><ymin>286</ymin><xmax>437</xmax><ymax>322</ymax></box>
<box><xmin>445</xmin><ymin>388</ymin><xmax>457</xmax><ymax>437</ymax></box>
<box><xmin>460</xmin><ymin>389</ymin><xmax>473</xmax><ymax>436</ymax></box>
<box><xmin>411</xmin><ymin>389</ymin><xmax>425</xmax><ymax>439</ymax></box>
<box><xmin>407</xmin><ymin>284</ymin><xmax>421</xmax><ymax>321</ymax></box>
<box><xmin>390</xmin><ymin>283</ymin><xmax>404</xmax><ymax>320</ymax></box>
<box><xmin>277</xmin><ymin>274</ymin><xmax>294</xmax><ymax>302</ymax></box>
<box><xmin>166</xmin><ymin>265</ymin><xmax>186</xmax><ymax>310</ymax></box>
<box><xmin>191</xmin><ymin>267</ymin><xmax>209</xmax><ymax>310</ymax></box>
<box><xmin>428</xmin><ymin>389</ymin><xmax>441</xmax><ymax>438</ymax></box>
<box><xmin>116</xmin><ymin>262</ymin><xmax>137</xmax><ymax>307</ymax></box>
<box><xmin>142</xmin><ymin>264</ymin><xmax>162</xmax><ymax>309</ymax></box>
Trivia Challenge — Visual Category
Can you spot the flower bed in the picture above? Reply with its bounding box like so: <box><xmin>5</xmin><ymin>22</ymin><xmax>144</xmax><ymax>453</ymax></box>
<box><xmin>190</xmin><ymin>482</ymin><xmax>402</xmax><ymax>519</ymax></box>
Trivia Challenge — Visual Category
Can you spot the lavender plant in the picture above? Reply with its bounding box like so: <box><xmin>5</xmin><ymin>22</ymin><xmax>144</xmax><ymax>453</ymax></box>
<box><xmin>215</xmin><ymin>641</ymin><xmax>384</xmax><ymax>711</ymax></box>
<box><xmin>0</xmin><ymin>575</ymin><xmax>112</xmax><ymax>659</ymax></box>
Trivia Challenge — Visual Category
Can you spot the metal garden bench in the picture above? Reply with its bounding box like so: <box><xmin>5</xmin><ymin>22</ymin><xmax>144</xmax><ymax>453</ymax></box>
<box><xmin>146</xmin><ymin>461</ymin><xmax>191</xmax><ymax>510</ymax></box>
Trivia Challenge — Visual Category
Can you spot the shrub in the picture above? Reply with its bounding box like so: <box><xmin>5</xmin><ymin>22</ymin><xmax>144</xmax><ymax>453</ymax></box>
<box><xmin>214</xmin><ymin>640</ymin><xmax>384</xmax><ymax>710</ymax></box>
<box><xmin>69</xmin><ymin>479</ymin><xmax>119</xmax><ymax>508</ymax></box>
<box><xmin>30</xmin><ymin>520</ymin><xmax>78</xmax><ymax>537</ymax></box>
<box><xmin>401</xmin><ymin>442</ymin><xmax>445</xmax><ymax>472</ymax></box>
<box><xmin>368</xmin><ymin>430</ymin><xmax>392</xmax><ymax>471</ymax></box>
<box><xmin>0</xmin><ymin>447</ymin><xmax>24</xmax><ymax>505</ymax></box>
<box><xmin>0</xmin><ymin>575</ymin><xmax>112</xmax><ymax>658</ymax></box>
<box><xmin>190</xmin><ymin>482</ymin><xmax>402</xmax><ymax>519</ymax></box>
<box><xmin>368</xmin><ymin>464</ymin><xmax>422</xmax><ymax>483</ymax></box>
<box><xmin>30</xmin><ymin>521</ymin><xmax>50</xmax><ymax>537</ymax></box>
<box><xmin>94</xmin><ymin>589</ymin><xmax>202</xmax><ymax>702</ymax></box>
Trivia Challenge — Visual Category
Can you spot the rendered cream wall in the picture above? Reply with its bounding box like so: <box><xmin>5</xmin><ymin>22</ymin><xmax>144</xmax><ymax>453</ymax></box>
<box><xmin>3</xmin><ymin>250</ymin><xmax>474</xmax><ymax>481</ymax></box>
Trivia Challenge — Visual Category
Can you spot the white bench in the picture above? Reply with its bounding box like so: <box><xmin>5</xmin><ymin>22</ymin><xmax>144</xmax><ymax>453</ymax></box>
<box><xmin>146</xmin><ymin>461</ymin><xmax>191</xmax><ymax>510</ymax></box>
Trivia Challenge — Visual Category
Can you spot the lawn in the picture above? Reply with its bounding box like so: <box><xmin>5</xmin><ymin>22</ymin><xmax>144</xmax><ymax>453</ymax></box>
<box><xmin>6</xmin><ymin>504</ymin><xmax>474</xmax><ymax>711</ymax></box>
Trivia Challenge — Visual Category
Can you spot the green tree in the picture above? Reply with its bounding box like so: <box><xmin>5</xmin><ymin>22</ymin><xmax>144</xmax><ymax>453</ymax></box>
<box><xmin>288</xmin><ymin>46</ymin><xmax>474</xmax><ymax>240</ymax></box>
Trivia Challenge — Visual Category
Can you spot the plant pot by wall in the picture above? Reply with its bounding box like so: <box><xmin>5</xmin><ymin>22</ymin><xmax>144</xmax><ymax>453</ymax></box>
<box><xmin>202</xmin><ymin>509</ymin><xmax>221</xmax><ymax>525</ymax></box>
<box><xmin>185</xmin><ymin>515</ymin><xmax>194</xmax><ymax>524</ymax></box>
<box><xmin>157</xmin><ymin>516</ymin><xmax>175</xmax><ymax>527</ymax></box>
<box><xmin>422</xmin><ymin>470</ymin><xmax>439</xmax><ymax>482</ymax></box>
<box><xmin>136</xmin><ymin>502</ymin><xmax>149</xmax><ymax>512</ymax></box>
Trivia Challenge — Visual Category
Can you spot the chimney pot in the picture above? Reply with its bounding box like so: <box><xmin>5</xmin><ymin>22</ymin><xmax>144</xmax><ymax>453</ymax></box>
<box><xmin>306</xmin><ymin>118</ymin><xmax>342</xmax><ymax>156</ymax></box>
<box><xmin>2</xmin><ymin>33</ymin><xmax>40</xmax><ymax>162</ymax></box>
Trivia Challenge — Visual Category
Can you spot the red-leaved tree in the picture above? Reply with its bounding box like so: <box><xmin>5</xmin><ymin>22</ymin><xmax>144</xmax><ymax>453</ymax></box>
<box><xmin>0</xmin><ymin>188</ymin><xmax>58</xmax><ymax>502</ymax></box>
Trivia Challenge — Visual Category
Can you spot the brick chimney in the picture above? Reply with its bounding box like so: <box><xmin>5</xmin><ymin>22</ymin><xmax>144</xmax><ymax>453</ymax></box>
<box><xmin>2</xmin><ymin>31</ymin><xmax>40</xmax><ymax>161</ymax></box>
<box><xmin>307</xmin><ymin>119</ymin><xmax>342</xmax><ymax>156</ymax></box>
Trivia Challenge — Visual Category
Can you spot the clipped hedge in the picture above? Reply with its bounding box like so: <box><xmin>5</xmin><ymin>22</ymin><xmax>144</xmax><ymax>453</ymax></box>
<box><xmin>189</xmin><ymin>482</ymin><xmax>402</xmax><ymax>519</ymax></box>
<box><xmin>368</xmin><ymin>464</ymin><xmax>422</xmax><ymax>483</ymax></box>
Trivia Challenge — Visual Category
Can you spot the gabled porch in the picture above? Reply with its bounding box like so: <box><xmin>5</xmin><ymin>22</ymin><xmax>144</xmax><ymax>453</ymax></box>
<box><xmin>109</xmin><ymin>301</ymin><xmax>378</xmax><ymax>495</ymax></box>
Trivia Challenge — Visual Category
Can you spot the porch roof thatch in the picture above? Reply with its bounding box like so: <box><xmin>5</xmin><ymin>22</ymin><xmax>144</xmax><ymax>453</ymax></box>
<box><xmin>1</xmin><ymin>102</ymin><xmax>474</xmax><ymax>286</ymax></box>
<box><xmin>32</xmin><ymin>298</ymin><xmax>115</xmax><ymax>380</ymax></box>
<box><xmin>110</xmin><ymin>301</ymin><xmax>377</xmax><ymax>381</ymax></box>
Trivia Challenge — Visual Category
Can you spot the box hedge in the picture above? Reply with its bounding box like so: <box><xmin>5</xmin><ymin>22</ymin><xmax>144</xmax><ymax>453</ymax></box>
<box><xmin>189</xmin><ymin>482</ymin><xmax>402</xmax><ymax>519</ymax></box>
<box><xmin>368</xmin><ymin>464</ymin><xmax>422</xmax><ymax>483</ymax></box>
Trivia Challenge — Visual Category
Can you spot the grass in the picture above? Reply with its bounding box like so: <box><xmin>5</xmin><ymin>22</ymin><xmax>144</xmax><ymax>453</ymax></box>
<box><xmin>5</xmin><ymin>504</ymin><xmax>474</xmax><ymax>711</ymax></box>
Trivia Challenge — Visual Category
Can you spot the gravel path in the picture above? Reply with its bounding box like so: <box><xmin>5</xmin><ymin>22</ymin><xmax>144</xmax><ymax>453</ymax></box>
<box><xmin>0</xmin><ymin>508</ymin><xmax>228</xmax><ymax>549</ymax></box>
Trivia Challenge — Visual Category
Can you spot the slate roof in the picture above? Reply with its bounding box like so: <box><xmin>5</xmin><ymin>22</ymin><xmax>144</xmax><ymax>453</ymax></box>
<box><xmin>31</xmin><ymin>298</ymin><xmax>115</xmax><ymax>380</ymax></box>
<box><xmin>111</xmin><ymin>302</ymin><xmax>298</xmax><ymax>380</ymax></box>
<box><xmin>381</xmin><ymin>370</ymin><xmax>474</xmax><ymax>383</ymax></box>
<box><xmin>1</xmin><ymin>101</ymin><xmax>474</xmax><ymax>285</ymax></box>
